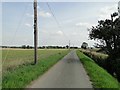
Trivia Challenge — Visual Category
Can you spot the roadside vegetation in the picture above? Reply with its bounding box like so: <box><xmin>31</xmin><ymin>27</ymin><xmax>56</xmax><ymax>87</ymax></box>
<box><xmin>88</xmin><ymin>12</ymin><xmax>120</xmax><ymax>81</ymax></box>
<box><xmin>80</xmin><ymin>49</ymin><xmax>108</xmax><ymax>69</ymax></box>
<box><xmin>2</xmin><ymin>49</ymin><xmax>69</xmax><ymax>88</ymax></box>
<box><xmin>77</xmin><ymin>50</ymin><xmax>119</xmax><ymax>89</ymax></box>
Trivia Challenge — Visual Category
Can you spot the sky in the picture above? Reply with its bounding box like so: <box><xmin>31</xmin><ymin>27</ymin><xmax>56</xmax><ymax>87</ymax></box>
<box><xmin>1</xmin><ymin>1</ymin><xmax>119</xmax><ymax>47</ymax></box>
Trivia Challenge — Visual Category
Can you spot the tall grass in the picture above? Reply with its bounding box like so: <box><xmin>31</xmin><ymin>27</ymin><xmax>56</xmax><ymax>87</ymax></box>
<box><xmin>77</xmin><ymin>50</ymin><xmax>119</xmax><ymax>89</ymax></box>
<box><xmin>2</xmin><ymin>49</ymin><xmax>69</xmax><ymax>88</ymax></box>
<box><xmin>80</xmin><ymin>49</ymin><xmax>108</xmax><ymax>70</ymax></box>
<box><xmin>2</xmin><ymin>49</ymin><xmax>68</xmax><ymax>73</ymax></box>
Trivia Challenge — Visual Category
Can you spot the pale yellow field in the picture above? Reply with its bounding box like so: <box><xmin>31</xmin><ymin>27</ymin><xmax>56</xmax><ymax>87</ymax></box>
<box><xmin>2</xmin><ymin>49</ymin><xmax>69</xmax><ymax>72</ymax></box>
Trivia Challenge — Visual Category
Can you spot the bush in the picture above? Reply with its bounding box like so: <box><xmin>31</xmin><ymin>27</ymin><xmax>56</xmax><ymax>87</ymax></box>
<box><xmin>77</xmin><ymin>50</ymin><xmax>119</xmax><ymax>88</ymax></box>
<box><xmin>80</xmin><ymin>50</ymin><xmax>107</xmax><ymax>69</ymax></box>
<box><xmin>80</xmin><ymin>49</ymin><xmax>120</xmax><ymax>82</ymax></box>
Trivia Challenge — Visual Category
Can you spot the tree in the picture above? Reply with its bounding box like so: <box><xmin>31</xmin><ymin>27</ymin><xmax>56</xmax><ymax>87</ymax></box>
<box><xmin>26</xmin><ymin>45</ymin><xmax>30</xmax><ymax>49</ymax></box>
<box><xmin>21</xmin><ymin>45</ymin><xmax>26</xmax><ymax>49</ymax></box>
<box><xmin>81</xmin><ymin>42</ymin><xmax>88</xmax><ymax>49</ymax></box>
<box><xmin>88</xmin><ymin>12</ymin><xmax>120</xmax><ymax>81</ymax></box>
<box><xmin>66</xmin><ymin>45</ymin><xmax>69</xmax><ymax>49</ymax></box>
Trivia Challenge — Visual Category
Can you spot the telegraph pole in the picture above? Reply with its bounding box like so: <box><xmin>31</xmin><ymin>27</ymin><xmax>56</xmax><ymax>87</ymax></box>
<box><xmin>34</xmin><ymin>0</ymin><xmax>38</xmax><ymax>64</ymax></box>
<box><xmin>69</xmin><ymin>40</ymin><xmax>70</xmax><ymax>50</ymax></box>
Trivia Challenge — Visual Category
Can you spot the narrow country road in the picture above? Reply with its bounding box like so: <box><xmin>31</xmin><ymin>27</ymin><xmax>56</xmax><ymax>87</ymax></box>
<box><xmin>27</xmin><ymin>50</ymin><xmax>92</xmax><ymax>88</ymax></box>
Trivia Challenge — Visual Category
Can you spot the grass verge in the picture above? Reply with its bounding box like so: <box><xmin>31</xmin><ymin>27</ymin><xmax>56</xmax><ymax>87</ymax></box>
<box><xmin>77</xmin><ymin>50</ymin><xmax>119</xmax><ymax>89</ymax></box>
<box><xmin>2</xmin><ymin>50</ymin><xmax>69</xmax><ymax>88</ymax></box>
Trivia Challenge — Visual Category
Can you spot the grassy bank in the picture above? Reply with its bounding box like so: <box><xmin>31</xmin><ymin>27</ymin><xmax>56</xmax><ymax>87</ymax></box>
<box><xmin>2</xmin><ymin>49</ymin><xmax>69</xmax><ymax>88</ymax></box>
<box><xmin>77</xmin><ymin>50</ymin><xmax>119</xmax><ymax>89</ymax></box>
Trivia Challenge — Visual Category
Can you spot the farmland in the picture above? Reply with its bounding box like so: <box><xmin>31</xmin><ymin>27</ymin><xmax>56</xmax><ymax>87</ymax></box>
<box><xmin>2</xmin><ymin>49</ymin><xmax>69</xmax><ymax>88</ymax></box>
<box><xmin>2</xmin><ymin>48</ymin><xmax>120</xmax><ymax>88</ymax></box>
<box><xmin>2</xmin><ymin>49</ymin><xmax>69</xmax><ymax>72</ymax></box>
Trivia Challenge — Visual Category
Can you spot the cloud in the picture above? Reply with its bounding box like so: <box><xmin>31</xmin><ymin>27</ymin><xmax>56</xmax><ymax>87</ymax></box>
<box><xmin>26</xmin><ymin>13</ymin><xmax>33</xmax><ymax>17</ymax></box>
<box><xmin>76</xmin><ymin>22</ymin><xmax>94</xmax><ymax>28</ymax></box>
<box><xmin>26</xmin><ymin>9</ymin><xmax>52</xmax><ymax>18</ymax></box>
<box><xmin>40</xmin><ymin>30</ymin><xmax>48</xmax><ymax>34</ymax></box>
<box><xmin>49</xmin><ymin>30</ymin><xmax>64</xmax><ymax>36</ymax></box>
<box><xmin>56</xmin><ymin>30</ymin><xmax>63</xmax><ymax>36</ymax></box>
<box><xmin>37</xmin><ymin>6</ymin><xmax>40</xmax><ymax>9</ymax></box>
<box><xmin>40</xmin><ymin>29</ymin><xmax>63</xmax><ymax>36</ymax></box>
<box><xmin>25</xmin><ymin>23</ymin><xmax>32</xmax><ymax>27</ymax></box>
<box><xmin>98</xmin><ymin>4</ymin><xmax>117</xmax><ymax>20</ymax></box>
<box><xmin>38</xmin><ymin>11</ymin><xmax>52</xmax><ymax>18</ymax></box>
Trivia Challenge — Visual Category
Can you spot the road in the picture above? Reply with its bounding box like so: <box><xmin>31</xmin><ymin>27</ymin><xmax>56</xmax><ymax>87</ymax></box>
<box><xmin>27</xmin><ymin>50</ymin><xmax>92</xmax><ymax>88</ymax></box>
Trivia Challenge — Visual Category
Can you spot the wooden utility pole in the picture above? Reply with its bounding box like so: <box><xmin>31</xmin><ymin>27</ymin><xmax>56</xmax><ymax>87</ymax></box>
<box><xmin>34</xmin><ymin>0</ymin><xmax>38</xmax><ymax>64</ymax></box>
<box><xmin>69</xmin><ymin>40</ymin><xmax>70</xmax><ymax>50</ymax></box>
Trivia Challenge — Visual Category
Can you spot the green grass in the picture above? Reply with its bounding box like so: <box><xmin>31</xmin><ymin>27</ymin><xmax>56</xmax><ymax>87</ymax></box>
<box><xmin>2</xmin><ymin>49</ymin><xmax>69</xmax><ymax>88</ymax></box>
<box><xmin>77</xmin><ymin>50</ymin><xmax>119</xmax><ymax>89</ymax></box>
<box><xmin>2</xmin><ymin>49</ymin><xmax>68</xmax><ymax>73</ymax></box>
<box><xmin>0</xmin><ymin>48</ymin><xmax>2</xmax><ymax>90</ymax></box>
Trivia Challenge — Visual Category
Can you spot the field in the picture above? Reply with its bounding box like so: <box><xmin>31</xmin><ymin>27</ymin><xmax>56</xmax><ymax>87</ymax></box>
<box><xmin>2</xmin><ymin>49</ymin><xmax>69</xmax><ymax>72</ymax></box>
<box><xmin>77</xmin><ymin>50</ymin><xmax>120</xmax><ymax>89</ymax></box>
<box><xmin>2</xmin><ymin>49</ymin><xmax>69</xmax><ymax>88</ymax></box>
<box><xmin>2</xmin><ymin>49</ymin><xmax>120</xmax><ymax>88</ymax></box>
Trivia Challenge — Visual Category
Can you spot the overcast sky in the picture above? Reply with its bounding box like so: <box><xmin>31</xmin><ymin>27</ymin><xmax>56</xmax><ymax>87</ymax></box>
<box><xmin>2</xmin><ymin>1</ymin><xmax>119</xmax><ymax>47</ymax></box>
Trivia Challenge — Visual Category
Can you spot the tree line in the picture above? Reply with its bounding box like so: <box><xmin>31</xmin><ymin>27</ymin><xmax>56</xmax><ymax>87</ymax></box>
<box><xmin>1</xmin><ymin>45</ymin><xmax>78</xmax><ymax>49</ymax></box>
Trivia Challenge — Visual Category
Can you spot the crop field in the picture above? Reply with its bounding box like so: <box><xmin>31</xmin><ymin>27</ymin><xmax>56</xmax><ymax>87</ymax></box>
<box><xmin>2</xmin><ymin>49</ymin><xmax>68</xmax><ymax>72</ymax></box>
<box><xmin>2</xmin><ymin>49</ymin><xmax>69</xmax><ymax>88</ymax></box>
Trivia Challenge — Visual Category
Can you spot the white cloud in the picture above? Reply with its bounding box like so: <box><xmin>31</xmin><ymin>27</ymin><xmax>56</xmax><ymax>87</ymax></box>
<box><xmin>40</xmin><ymin>30</ymin><xmax>63</xmax><ymax>36</ymax></box>
<box><xmin>25</xmin><ymin>23</ymin><xmax>32</xmax><ymax>27</ymax></box>
<box><xmin>39</xmin><ymin>11</ymin><xmax>52</xmax><ymax>18</ymax></box>
<box><xmin>37</xmin><ymin>6</ymin><xmax>40</xmax><ymax>9</ymax></box>
<box><xmin>76</xmin><ymin>22</ymin><xmax>94</xmax><ymax>28</ymax></box>
<box><xmin>40</xmin><ymin>30</ymin><xmax>48</xmax><ymax>34</ymax></box>
<box><xmin>56</xmin><ymin>30</ymin><xmax>63</xmax><ymax>36</ymax></box>
<box><xmin>49</xmin><ymin>30</ymin><xmax>64</xmax><ymax>36</ymax></box>
<box><xmin>98</xmin><ymin>4</ymin><xmax>117</xmax><ymax>20</ymax></box>
<box><xmin>26</xmin><ymin>9</ymin><xmax>52</xmax><ymax>18</ymax></box>
<box><xmin>26</xmin><ymin>13</ymin><xmax>33</xmax><ymax>17</ymax></box>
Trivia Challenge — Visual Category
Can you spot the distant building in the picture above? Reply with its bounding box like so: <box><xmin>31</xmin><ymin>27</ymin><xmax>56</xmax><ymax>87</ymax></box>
<box><xmin>81</xmin><ymin>42</ymin><xmax>88</xmax><ymax>49</ymax></box>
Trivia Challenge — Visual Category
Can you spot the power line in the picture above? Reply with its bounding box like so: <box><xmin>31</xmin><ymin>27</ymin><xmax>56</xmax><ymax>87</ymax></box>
<box><xmin>3</xmin><ymin>3</ymin><xmax>29</xmax><ymax>64</ymax></box>
<box><xmin>46</xmin><ymin>2</ymin><xmax>69</xmax><ymax>43</ymax></box>
<box><xmin>46</xmin><ymin>2</ymin><xmax>61</xmax><ymax>28</ymax></box>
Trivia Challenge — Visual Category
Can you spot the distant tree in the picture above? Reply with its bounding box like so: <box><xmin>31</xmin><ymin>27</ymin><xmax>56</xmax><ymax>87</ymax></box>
<box><xmin>26</xmin><ymin>45</ymin><xmax>30</xmax><ymax>49</ymax></box>
<box><xmin>66</xmin><ymin>45</ymin><xmax>69</xmax><ymax>49</ymax></box>
<box><xmin>81</xmin><ymin>42</ymin><xmax>88</xmax><ymax>49</ymax></box>
<box><xmin>63</xmin><ymin>46</ymin><xmax>65</xmax><ymax>49</ymax></box>
<box><xmin>21</xmin><ymin>45</ymin><xmax>26</xmax><ymax>49</ymax></box>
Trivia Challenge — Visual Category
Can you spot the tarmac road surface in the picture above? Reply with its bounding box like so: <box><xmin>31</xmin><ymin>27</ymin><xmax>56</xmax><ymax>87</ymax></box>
<box><xmin>27</xmin><ymin>50</ymin><xmax>92</xmax><ymax>88</ymax></box>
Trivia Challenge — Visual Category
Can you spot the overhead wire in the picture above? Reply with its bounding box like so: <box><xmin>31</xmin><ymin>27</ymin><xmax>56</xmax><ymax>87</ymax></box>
<box><xmin>46</xmin><ymin>2</ymin><xmax>61</xmax><ymax>28</ymax></box>
<box><xmin>3</xmin><ymin>3</ymin><xmax>30</xmax><ymax>64</ymax></box>
<box><xmin>46</xmin><ymin>2</ymin><xmax>70</xmax><ymax>43</ymax></box>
